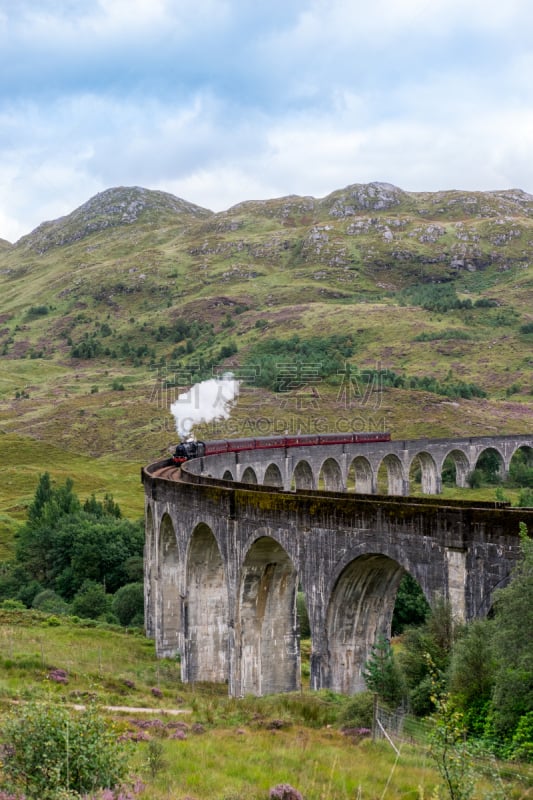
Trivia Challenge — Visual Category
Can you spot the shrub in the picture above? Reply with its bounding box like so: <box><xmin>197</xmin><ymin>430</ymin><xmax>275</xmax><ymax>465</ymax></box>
<box><xmin>413</xmin><ymin>329</ymin><xmax>473</xmax><ymax>342</ymax></box>
<box><xmin>71</xmin><ymin>336</ymin><xmax>103</xmax><ymax>359</ymax></box>
<box><xmin>218</xmin><ymin>341</ymin><xmax>238</xmax><ymax>359</ymax></box>
<box><xmin>448</xmin><ymin>619</ymin><xmax>495</xmax><ymax>736</ymax></box>
<box><xmin>112</xmin><ymin>583</ymin><xmax>144</xmax><ymax>627</ymax></box>
<box><xmin>467</xmin><ymin>469</ymin><xmax>482</xmax><ymax>489</ymax></box>
<box><xmin>339</xmin><ymin>690</ymin><xmax>374</xmax><ymax>728</ymax></box>
<box><xmin>517</xmin><ymin>488</ymin><xmax>533</xmax><ymax>507</ymax></box>
<box><xmin>0</xmin><ymin>598</ymin><xmax>25</xmax><ymax>611</ymax></box>
<box><xmin>508</xmin><ymin>711</ymin><xmax>533</xmax><ymax>762</ymax></box>
<box><xmin>2</xmin><ymin>702</ymin><xmax>129</xmax><ymax>799</ymax></box>
<box><xmin>32</xmin><ymin>589</ymin><xmax>70</xmax><ymax>615</ymax></box>
<box><xmin>27</xmin><ymin>305</ymin><xmax>50</xmax><ymax>317</ymax></box>
<box><xmin>429</xmin><ymin>684</ymin><xmax>474</xmax><ymax>800</ymax></box>
<box><xmin>71</xmin><ymin>581</ymin><xmax>110</xmax><ymax>620</ymax></box>
<box><xmin>398</xmin><ymin>600</ymin><xmax>456</xmax><ymax>716</ymax></box>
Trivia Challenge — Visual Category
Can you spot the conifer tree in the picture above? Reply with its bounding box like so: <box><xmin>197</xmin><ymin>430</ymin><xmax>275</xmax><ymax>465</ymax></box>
<box><xmin>363</xmin><ymin>633</ymin><xmax>405</xmax><ymax>708</ymax></box>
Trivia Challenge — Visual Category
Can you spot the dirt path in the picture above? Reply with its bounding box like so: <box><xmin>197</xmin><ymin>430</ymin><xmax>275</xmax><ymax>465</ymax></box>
<box><xmin>71</xmin><ymin>704</ymin><xmax>191</xmax><ymax>715</ymax></box>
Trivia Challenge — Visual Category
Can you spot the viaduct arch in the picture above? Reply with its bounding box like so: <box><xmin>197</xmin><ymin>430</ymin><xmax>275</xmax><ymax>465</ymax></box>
<box><xmin>142</xmin><ymin>433</ymin><xmax>533</xmax><ymax>697</ymax></box>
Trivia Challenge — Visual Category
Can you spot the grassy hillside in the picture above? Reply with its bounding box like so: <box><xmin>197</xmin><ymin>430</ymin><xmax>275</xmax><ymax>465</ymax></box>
<box><xmin>0</xmin><ymin>182</ymin><xmax>531</xmax><ymax>543</ymax></box>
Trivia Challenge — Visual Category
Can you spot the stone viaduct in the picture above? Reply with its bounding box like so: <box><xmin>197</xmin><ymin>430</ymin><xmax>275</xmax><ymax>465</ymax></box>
<box><xmin>142</xmin><ymin>433</ymin><xmax>533</xmax><ymax>698</ymax></box>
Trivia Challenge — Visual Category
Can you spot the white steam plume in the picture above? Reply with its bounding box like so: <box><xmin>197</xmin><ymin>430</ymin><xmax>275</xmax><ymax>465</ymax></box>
<box><xmin>170</xmin><ymin>373</ymin><xmax>240</xmax><ymax>439</ymax></box>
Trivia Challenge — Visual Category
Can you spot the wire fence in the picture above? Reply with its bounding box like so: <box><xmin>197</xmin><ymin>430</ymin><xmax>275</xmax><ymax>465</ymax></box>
<box><xmin>372</xmin><ymin>698</ymin><xmax>531</xmax><ymax>790</ymax></box>
<box><xmin>373</xmin><ymin>699</ymin><xmax>434</xmax><ymax>745</ymax></box>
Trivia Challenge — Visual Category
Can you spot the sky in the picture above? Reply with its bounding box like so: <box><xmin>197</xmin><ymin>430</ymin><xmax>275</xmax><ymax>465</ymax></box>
<box><xmin>1</xmin><ymin>0</ymin><xmax>532</xmax><ymax>242</ymax></box>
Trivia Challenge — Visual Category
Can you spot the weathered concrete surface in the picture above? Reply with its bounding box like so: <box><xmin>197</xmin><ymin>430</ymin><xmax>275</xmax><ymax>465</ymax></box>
<box><xmin>142</xmin><ymin>434</ymin><xmax>532</xmax><ymax>698</ymax></box>
<box><xmin>191</xmin><ymin>433</ymin><xmax>533</xmax><ymax>495</ymax></box>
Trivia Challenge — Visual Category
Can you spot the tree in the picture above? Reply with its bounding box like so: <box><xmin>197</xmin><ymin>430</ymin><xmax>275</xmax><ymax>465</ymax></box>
<box><xmin>490</xmin><ymin>522</ymin><xmax>533</xmax><ymax>742</ymax></box>
<box><xmin>475</xmin><ymin>449</ymin><xmax>503</xmax><ymax>484</ymax></box>
<box><xmin>509</xmin><ymin>448</ymin><xmax>533</xmax><ymax>488</ymax></box>
<box><xmin>66</xmin><ymin>516</ymin><xmax>144</xmax><ymax>595</ymax></box>
<box><xmin>83</xmin><ymin>492</ymin><xmax>122</xmax><ymax>518</ymax></box>
<box><xmin>363</xmin><ymin>633</ymin><xmax>405</xmax><ymax>708</ymax></box>
<box><xmin>398</xmin><ymin>598</ymin><xmax>456</xmax><ymax>715</ymax></box>
<box><xmin>296</xmin><ymin>591</ymin><xmax>310</xmax><ymax>638</ymax></box>
<box><xmin>27</xmin><ymin>471</ymin><xmax>52</xmax><ymax>525</ymax></box>
<box><xmin>13</xmin><ymin>475</ymin><xmax>143</xmax><ymax>603</ymax></box>
<box><xmin>16</xmin><ymin>474</ymin><xmax>80</xmax><ymax>585</ymax></box>
<box><xmin>448</xmin><ymin>619</ymin><xmax>495</xmax><ymax>735</ymax></box>
<box><xmin>392</xmin><ymin>573</ymin><xmax>430</xmax><ymax>634</ymax></box>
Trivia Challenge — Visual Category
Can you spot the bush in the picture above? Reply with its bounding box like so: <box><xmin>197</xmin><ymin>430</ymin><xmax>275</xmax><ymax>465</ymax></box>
<box><xmin>509</xmin><ymin>448</ymin><xmax>533</xmax><ymax>488</ymax></box>
<box><xmin>408</xmin><ymin>673</ymin><xmax>435</xmax><ymax>716</ymax></box>
<box><xmin>339</xmin><ymin>690</ymin><xmax>374</xmax><ymax>728</ymax></box>
<box><xmin>2</xmin><ymin>702</ymin><xmax>129</xmax><ymax>799</ymax></box>
<box><xmin>467</xmin><ymin>469</ymin><xmax>482</xmax><ymax>489</ymax></box>
<box><xmin>0</xmin><ymin>598</ymin><xmax>25</xmax><ymax>611</ymax></box>
<box><xmin>508</xmin><ymin>711</ymin><xmax>533</xmax><ymax>762</ymax></box>
<box><xmin>26</xmin><ymin>305</ymin><xmax>50</xmax><ymax>318</ymax></box>
<box><xmin>32</xmin><ymin>589</ymin><xmax>70</xmax><ymax>615</ymax></box>
<box><xmin>112</xmin><ymin>583</ymin><xmax>144</xmax><ymax>627</ymax></box>
<box><xmin>448</xmin><ymin>619</ymin><xmax>495</xmax><ymax>735</ymax></box>
<box><xmin>71</xmin><ymin>581</ymin><xmax>110</xmax><ymax>620</ymax></box>
<box><xmin>517</xmin><ymin>488</ymin><xmax>533</xmax><ymax>507</ymax></box>
<box><xmin>398</xmin><ymin>600</ymin><xmax>456</xmax><ymax>716</ymax></box>
<box><xmin>70</xmin><ymin>335</ymin><xmax>103</xmax><ymax>359</ymax></box>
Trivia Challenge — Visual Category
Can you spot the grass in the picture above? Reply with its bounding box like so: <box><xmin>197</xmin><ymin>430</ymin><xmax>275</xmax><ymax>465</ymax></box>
<box><xmin>1</xmin><ymin>609</ymin><xmax>531</xmax><ymax>800</ymax></box>
<box><xmin>139</xmin><ymin>732</ymin><xmax>438</xmax><ymax>799</ymax></box>
<box><xmin>0</xmin><ymin>610</ymin><xmax>167</xmax><ymax>706</ymax></box>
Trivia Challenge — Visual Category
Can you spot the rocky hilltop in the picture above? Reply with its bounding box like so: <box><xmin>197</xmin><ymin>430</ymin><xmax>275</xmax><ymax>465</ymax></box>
<box><xmin>15</xmin><ymin>186</ymin><xmax>212</xmax><ymax>254</ymax></box>
<box><xmin>3</xmin><ymin>182</ymin><xmax>532</xmax><ymax>285</ymax></box>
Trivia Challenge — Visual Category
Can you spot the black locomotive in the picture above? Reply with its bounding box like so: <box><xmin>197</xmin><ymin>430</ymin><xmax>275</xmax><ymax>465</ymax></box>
<box><xmin>172</xmin><ymin>439</ymin><xmax>206</xmax><ymax>464</ymax></box>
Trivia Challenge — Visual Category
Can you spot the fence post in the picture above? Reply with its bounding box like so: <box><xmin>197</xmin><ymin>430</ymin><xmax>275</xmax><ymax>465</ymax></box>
<box><xmin>372</xmin><ymin>692</ymin><xmax>378</xmax><ymax>742</ymax></box>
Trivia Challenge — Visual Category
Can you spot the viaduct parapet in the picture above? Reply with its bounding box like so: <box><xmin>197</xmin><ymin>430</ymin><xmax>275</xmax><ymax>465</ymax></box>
<box><xmin>142</xmin><ymin>433</ymin><xmax>532</xmax><ymax>697</ymax></box>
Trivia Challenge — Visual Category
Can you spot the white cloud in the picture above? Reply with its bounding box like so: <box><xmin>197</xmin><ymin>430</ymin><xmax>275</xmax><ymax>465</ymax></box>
<box><xmin>0</xmin><ymin>0</ymin><xmax>532</xmax><ymax>238</ymax></box>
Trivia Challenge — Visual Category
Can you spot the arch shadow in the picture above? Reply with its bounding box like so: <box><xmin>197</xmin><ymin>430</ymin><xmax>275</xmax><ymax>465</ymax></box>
<box><xmin>185</xmin><ymin>522</ymin><xmax>229</xmax><ymax>684</ymax></box>
<box><xmin>237</xmin><ymin>535</ymin><xmax>299</xmax><ymax>696</ymax></box>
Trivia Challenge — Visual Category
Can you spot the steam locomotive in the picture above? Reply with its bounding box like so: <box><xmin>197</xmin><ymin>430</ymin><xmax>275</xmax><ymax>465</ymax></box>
<box><xmin>171</xmin><ymin>431</ymin><xmax>391</xmax><ymax>465</ymax></box>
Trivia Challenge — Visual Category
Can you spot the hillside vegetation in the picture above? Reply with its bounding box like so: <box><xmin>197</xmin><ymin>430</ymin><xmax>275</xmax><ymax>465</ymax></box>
<box><xmin>0</xmin><ymin>182</ymin><xmax>531</xmax><ymax>533</ymax></box>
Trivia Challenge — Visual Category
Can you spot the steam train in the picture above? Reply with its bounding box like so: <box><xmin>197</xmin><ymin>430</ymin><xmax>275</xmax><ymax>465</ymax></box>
<box><xmin>171</xmin><ymin>431</ymin><xmax>391</xmax><ymax>465</ymax></box>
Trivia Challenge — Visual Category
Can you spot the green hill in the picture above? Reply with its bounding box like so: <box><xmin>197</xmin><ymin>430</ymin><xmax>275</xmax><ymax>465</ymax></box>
<box><xmin>0</xmin><ymin>182</ymin><xmax>531</xmax><ymax>540</ymax></box>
